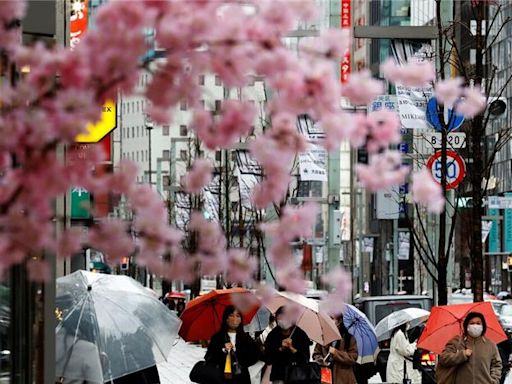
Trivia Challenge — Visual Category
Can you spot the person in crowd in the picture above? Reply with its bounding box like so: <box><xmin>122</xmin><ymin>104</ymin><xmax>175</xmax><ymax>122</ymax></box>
<box><xmin>204</xmin><ymin>305</ymin><xmax>260</xmax><ymax>383</ymax></box>
<box><xmin>386</xmin><ymin>323</ymin><xmax>422</xmax><ymax>384</ymax></box>
<box><xmin>438</xmin><ymin>312</ymin><xmax>502</xmax><ymax>384</ymax></box>
<box><xmin>497</xmin><ymin>332</ymin><xmax>512</xmax><ymax>384</ymax></box>
<box><xmin>176</xmin><ymin>299</ymin><xmax>186</xmax><ymax>317</ymax></box>
<box><xmin>264</xmin><ymin>305</ymin><xmax>311</xmax><ymax>384</ymax></box>
<box><xmin>313</xmin><ymin>315</ymin><xmax>358</xmax><ymax>384</ymax></box>
<box><xmin>56</xmin><ymin>310</ymin><xmax>103</xmax><ymax>384</ymax></box>
<box><xmin>258</xmin><ymin>315</ymin><xmax>277</xmax><ymax>350</ymax></box>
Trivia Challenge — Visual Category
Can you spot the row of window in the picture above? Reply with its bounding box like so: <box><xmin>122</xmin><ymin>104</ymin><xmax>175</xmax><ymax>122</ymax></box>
<box><xmin>122</xmin><ymin>150</ymin><xmax>149</xmax><ymax>163</ymax></box>
<box><xmin>122</xmin><ymin>125</ymin><xmax>188</xmax><ymax>139</ymax></box>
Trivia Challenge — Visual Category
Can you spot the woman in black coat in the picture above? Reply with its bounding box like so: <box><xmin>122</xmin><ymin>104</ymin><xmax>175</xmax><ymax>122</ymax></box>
<box><xmin>205</xmin><ymin>305</ymin><xmax>260</xmax><ymax>384</ymax></box>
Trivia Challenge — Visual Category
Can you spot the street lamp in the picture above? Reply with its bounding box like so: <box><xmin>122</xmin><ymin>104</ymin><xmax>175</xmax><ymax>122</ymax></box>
<box><xmin>145</xmin><ymin>114</ymin><xmax>154</xmax><ymax>188</ymax></box>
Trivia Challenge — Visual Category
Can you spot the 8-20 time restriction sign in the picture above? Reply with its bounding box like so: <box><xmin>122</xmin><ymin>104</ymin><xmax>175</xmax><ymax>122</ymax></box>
<box><xmin>426</xmin><ymin>150</ymin><xmax>466</xmax><ymax>190</ymax></box>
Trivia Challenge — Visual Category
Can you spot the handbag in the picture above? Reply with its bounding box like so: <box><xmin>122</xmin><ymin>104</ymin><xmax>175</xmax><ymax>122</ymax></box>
<box><xmin>403</xmin><ymin>359</ymin><xmax>412</xmax><ymax>384</ymax></box>
<box><xmin>284</xmin><ymin>361</ymin><xmax>321</xmax><ymax>384</ymax></box>
<box><xmin>189</xmin><ymin>360</ymin><xmax>224</xmax><ymax>384</ymax></box>
<box><xmin>320</xmin><ymin>366</ymin><xmax>333</xmax><ymax>384</ymax></box>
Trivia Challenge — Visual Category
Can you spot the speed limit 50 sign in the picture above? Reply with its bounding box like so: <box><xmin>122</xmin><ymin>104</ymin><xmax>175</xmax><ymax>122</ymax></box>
<box><xmin>426</xmin><ymin>150</ymin><xmax>466</xmax><ymax>190</ymax></box>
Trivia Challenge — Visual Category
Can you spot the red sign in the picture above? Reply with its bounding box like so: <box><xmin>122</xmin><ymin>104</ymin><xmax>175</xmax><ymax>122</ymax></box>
<box><xmin>340</xmin><ymin>0</ymin><xmax>351</xmax><ymax>83</ymax></box>
<box><xmin>70</xmin><ymin>0</ymin><xmax>88</xmax><ymax>50</ymax></box>
<box><xmin>426</xmin><ymin>150</ymin><xmax>466</xmax><ymax>190</ymax></box>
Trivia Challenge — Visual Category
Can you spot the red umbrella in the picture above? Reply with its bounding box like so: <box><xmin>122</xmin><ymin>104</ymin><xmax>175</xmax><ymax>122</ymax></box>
<box><xmin>178</xmin><ymin>288</ymin><xmax>260</xmax><ymax>341</ymax></box>
<box><xmin>417</xmin><ymin>302</ymin><xmax>507</xmax><ymax>354</ymax></box>
<box><xmin>165</xmin><ymin>291</ymin><xmax>186</xmax><ymax>300</ymax></box>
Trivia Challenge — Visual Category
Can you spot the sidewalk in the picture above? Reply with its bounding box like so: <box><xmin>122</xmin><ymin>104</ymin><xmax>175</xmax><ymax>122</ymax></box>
<box><xmin>158</xmin><ymin>338</ymin><xmax>206</xmax><ymax>384</ymax></box>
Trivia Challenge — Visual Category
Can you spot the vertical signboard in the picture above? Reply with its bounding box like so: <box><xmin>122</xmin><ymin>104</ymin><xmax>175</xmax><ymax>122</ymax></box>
<box><xmin>69</xmin><ymin>0</ymin><xmax>88</xmax><ymax>50</ymax></box>
<box><xmin>504</xmin><ymin>193</ymin><xmax>512</xmax><ymax>252</ymax></box>
<box><xmin>340</xmin><ymin>0</ymin><xmax>351</xmax><ymax>83</ymax></box>
<box><xmin>71</xmin><ymin>187</ymin><xmax>91</xmax><ymax>219</ymax></box>
<box><xmin>488</xmin><ymin>208</ymin><xmax>500</xmax><ymax>253</ymax></box>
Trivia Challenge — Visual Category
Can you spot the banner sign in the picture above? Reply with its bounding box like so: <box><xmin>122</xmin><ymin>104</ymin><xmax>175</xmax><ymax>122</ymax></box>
<box><xmin>398</xmin><ymin>231</ymin><xmax>410</xmax><ymax>260</ymax></box>
<box><xmin>296</xmin><ymin>116</ymin><xmax>327</xmax><ymax>182</ymax></box>
<box><xmin>505</xmin><ymin>193</ymin><xmax>512</xmax><ymax>252</ymax></box>
<box><xmin>390</xmin><ymin>40</ymin><xmax>434</xmax><ymax>129</ymax></box>
<box><xmin>235</xmin><ymin>150</ymin><xmax>262</xmax><ymax>209</ymax></box>
<box><xmin>69</xmin><ymin>0</ymin><xmax>88</xmax><ymax>50</ymax></box>
<box><xmin>340</xmin><ymin>0</ymin><xmax>351</xmax><ymax>83</ymax></box>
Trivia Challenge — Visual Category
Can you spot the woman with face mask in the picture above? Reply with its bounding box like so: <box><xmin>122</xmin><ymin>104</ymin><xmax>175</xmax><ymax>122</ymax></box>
<box><xmin>386</xmin><ymin>322</ymin><xmax>422</xmax><ymax>384</ymax></box>
<box><xmin>438</xmin><ymin>312</ymin><xmax>502</xmax><ymax>384</ymax></box>
<box><xmin>313</xmin><ymin>315</ymin><xmax>358</xmax><ymax>384</ymax></box>
<box><xmin>204</xmin><ymin>305</ymin><xmax>260</xmax><ymax>384</ymax></box>
<box><xmin>263</xmin><ymin>305</ymin><xmax>312</xmax><ymax>384</ymax></box>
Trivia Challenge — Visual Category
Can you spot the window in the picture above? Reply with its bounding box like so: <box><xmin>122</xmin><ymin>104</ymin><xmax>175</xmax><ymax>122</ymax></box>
<box><xmin>199</xmin><ymin>75</ymin><xmax>205</xmax><ymax>85</ymax></box>
<box><xmin>215</xmin><ymin>75</ymin><xmax>221</xmax><ymax>86</ymax></box>
<box><xmin>180</xmin><ymin>125</ymin><xmax>188</xmax><ymax>136</ymax></box>
<box><xmin>180</xmin><ymin>101</ymin><xmax>187</xmax><ymax>111</ymax></box>
<box><xmin>215</xmin><ymin>151</ymin><xmax>222</xmax><ymax>161</ymax></box>
<box><xmin>137</xmin><ymin>126</ymin><xmax>140</xmax><ymax>137</ymax></box>
<box><xmin>132</xmin><ymin>126</ymin><xmax>135</xmax><ymax>138</ymax></box>
<box><xmin>146</xmin><ymin>150</ymin><xmax>148</xmax><ymax>161</ymax></box>
<box><xmin>162</xmin><ymin>125</ymin><xmax>170</xmax><ymax>136</ymax></box>
<box><xmin>136</xmin><ymin>151</ymin><xmax>139</xmax><ymax>162</ymax></box>
<box><xmin>180</xmin><ymin>150</ymin><xmax>188</xmax><ymax>161</ymax></box>
<box><xmin>163</xmin><ymin>150</ymin><xmax>170</xmax><ymax>160</ymax></box>
<box><xmin>200</xmin><ymin>100</ymin><xmax>205</xmax><ymax>108</ymax></box>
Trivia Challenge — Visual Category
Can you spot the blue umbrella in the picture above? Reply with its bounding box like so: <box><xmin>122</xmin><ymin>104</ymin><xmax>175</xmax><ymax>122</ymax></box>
<box><xmin>341</xmin><ymin>304</ymin><xmax>379</xmax><ymax>364</ymax></box>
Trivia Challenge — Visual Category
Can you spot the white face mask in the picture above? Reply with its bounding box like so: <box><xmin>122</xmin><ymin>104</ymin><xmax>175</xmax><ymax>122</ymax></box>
<box><xmin>277</xmin><ymin>319</ymin><xmax>292</xmax><ymax>330</ymax></box>
<box><xmin>467</xmin><ymin>324</ymin><xmax>483</xmax><ymax>338</ymax></box>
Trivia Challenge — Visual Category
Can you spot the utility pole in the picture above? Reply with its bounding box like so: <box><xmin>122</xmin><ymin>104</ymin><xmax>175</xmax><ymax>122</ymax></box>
<box><xmin>145</xmin><ymin>115</ymin><xmax>154</xmax><ymax>288</ymax></box>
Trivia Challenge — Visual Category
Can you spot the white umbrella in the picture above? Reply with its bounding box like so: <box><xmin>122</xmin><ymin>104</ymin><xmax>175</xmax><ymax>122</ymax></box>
<box><xmin>265</xmin><ymin>290</ymin><xmax>340</xmax><ymax>346</ymax></box>
<box><xmin>375</xmin><ymin>308</ymin><xmax>430</xmax><ymax>341</ymax></box>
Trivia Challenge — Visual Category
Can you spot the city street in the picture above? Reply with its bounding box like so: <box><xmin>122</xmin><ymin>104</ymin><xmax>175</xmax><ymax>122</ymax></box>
<box><xmin>158</xmin><ymin>338</ymin><xmax>383</xmax><ymax>383</ymax></box>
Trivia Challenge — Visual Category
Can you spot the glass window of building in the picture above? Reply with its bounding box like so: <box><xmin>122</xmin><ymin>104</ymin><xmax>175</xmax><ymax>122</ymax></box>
<box><xmin>180</xmin><ymin>150</ymin><xmax>188</xmax><ymax>161</ymax></box>
<box><xmin>162</xmin><ymin>125</ymin><xmax>170</xmax><ymax>136</ymax></box>
<box><xmin>199</xmin><ymin>75</ymin><xmax>205</xmax><ymax>85</ymax></box>
<box><xmin>163</xmin><ymin>150</ymin><xmax>170</xmax><ymax>160</ymax></box>
<box><xmin>180</xmin><ymin>101</ymin><xmax>187</xmax><ymax>111</ymax></box>
<box><xmin>180</xmin><ymin>125</ymin><xmax>188</xmax><ymax>136</ymax></box>
<box><xmin>215</xmin><ymin>75</ymin><xmax>221</xmax><ymax>86</ymax></box>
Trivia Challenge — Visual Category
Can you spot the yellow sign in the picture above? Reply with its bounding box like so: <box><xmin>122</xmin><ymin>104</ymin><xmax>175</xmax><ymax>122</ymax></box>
<box><xmin>75</xmin><ymin>100</ymin><xmax>117</xmax><ymax>143</ymax></box>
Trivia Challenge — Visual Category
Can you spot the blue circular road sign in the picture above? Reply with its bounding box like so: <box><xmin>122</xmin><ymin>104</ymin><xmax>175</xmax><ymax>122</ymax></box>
<box><xmin>426</xmin><ymin>97</ymin><xmax>465</xmax><ymax>132</ymax></box>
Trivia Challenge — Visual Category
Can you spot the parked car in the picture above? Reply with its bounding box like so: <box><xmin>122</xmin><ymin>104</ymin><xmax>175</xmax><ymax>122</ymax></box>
<box><xmin>499</xmin><ymin>304</ymin><xmax>512</xmax><ymax>332</ymax></box>
<box><xmin>353</xmin><ymin>295</ymin><xmax>434</xmax><ymax>383</ymax></box>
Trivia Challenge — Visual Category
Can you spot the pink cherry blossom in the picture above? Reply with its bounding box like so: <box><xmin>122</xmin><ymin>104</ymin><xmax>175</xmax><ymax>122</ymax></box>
<box><xmin>26</xmin><ymin>258</ymin><xmax>51</xmax><ymax>283</ymax></box>
<box><xmin>356</xmin><ymin>151</ymin><xmax>410</xmax><ymax>191</ymax></box>
<box><xmin>366</xmin><ymin>109</ymin><xmax>401</xmax><ymax>152</ymax></box>
<box><xmin>456</xmin><ymin>86</ymin><xmax>487</xmax><ymax>118</ymax></box>
<box><xmin>182</xmin><ymin>159</ymin><xmax>214</xmax><ymax>194</ymax></box>
<box><xmin>411</xmin><ymin>168</ymin><xmax>445</xmax><ymax>213</ymax></box>
<box><xmin>301</xmin><ymin>28</ymin><xmax>351</xmax><ymax>60</ymax></box>
<box><xmin>277</xmin><ymin>267</ymin><xmax>308</xmax><ymax>293</ymax></box>
<box><xmin>88</xmin><ymin>219</ymin><xmax>135</xmax><ymax>263</ymax></box>
<box><xmin>381</xmin><ymin>57</ymin><xmax>436</xmax><ymax>87</ymax></box>
<box><xmin>226</xmin><ymin>249</ymin><xmax>258</xmax><ymax>284</ymax></box>
<box><xmin>435</xmin><ymin>77</ymin><xmax>464</xmax><ymax>106</ymax></box>
<box><xmin>341</xmin><ymin>69</ymin><xmax>384</xmax><ymax>106</ymax></box>
<box><xmin>320</xmin><ymin>112</ymin><xmax>355</xmax><ymax>152</ymax></box>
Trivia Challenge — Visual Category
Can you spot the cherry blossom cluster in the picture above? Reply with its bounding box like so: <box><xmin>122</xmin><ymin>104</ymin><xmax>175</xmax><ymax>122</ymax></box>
<box><xmin>260</xmin><ymin>203</ymin><xmax>317</xmax><ymax>291</ymax></box>
<box><xmin>0</xmin><ymin>0</ymin><xmax>487</xmax><ymax>292</ymax></box>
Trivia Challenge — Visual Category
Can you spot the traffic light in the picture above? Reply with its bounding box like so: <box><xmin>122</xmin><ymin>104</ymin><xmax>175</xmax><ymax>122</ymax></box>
<box><xmin>120</xmin><ymin>257</ymin><xmax>129</xmax><ymax>271</ymax></box>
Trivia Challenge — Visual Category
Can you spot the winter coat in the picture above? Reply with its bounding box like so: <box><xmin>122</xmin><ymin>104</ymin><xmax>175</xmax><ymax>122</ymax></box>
<box><xmin>263</xmin><ymin>326</ymin><xmax>311</xmax><ymax>381</ymax></box>
<box><xmin>439</xmin><ymin>335</ymin><xmax>502</xmax><ymax>384</ymax></box>
<box><xmin>55</xmin><ymin>334</ymin><xmax>103</xmax><ymax>384</ymax></box>
<box><xmin>386</xmin><ymin>329</ymin><xmax>422</xmax><ymax>384</ymax></box>
<box><xmin>313</xmin><ymin>336</ymin><xmax>358</xmax><ymax>384</ymax></box>
<box><xmin>205</xmin><ymin>330</ymin><xmax>260</xmax><ymax>384</ymax></box>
